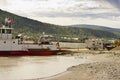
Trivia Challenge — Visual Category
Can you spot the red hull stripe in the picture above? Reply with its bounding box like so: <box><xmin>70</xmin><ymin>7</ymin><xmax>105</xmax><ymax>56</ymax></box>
<box><xmin>0</xmin><ymin>50</ymin><xmax>58</xmax><ymax>56</ymax></box>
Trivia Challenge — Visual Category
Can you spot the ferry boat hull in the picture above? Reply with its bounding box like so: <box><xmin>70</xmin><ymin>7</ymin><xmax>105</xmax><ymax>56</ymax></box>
<box><xmin>0</xmin><ymin>50</ymin><xmax>59</xmax><ymax>56</ymax></box>
<box><xmin>28</xmin><ymin>49</ymin><xmax>58</xmax><ymax>56</ymax></box>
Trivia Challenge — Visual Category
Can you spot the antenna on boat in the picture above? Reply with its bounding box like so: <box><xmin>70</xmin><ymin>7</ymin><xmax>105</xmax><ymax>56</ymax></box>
<box><xmin>42</xmin><ymin>32</ymin><xmax>45</xmax><ymax>35</ymax></box>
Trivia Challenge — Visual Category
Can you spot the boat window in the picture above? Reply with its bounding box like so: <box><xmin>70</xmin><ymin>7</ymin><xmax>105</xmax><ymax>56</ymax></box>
<box><xmin>40</xmin><ymin>42</ymin><xmax>50</xmax><ymax>45</ymax></box>
<box><xmin>6</xmin><ymin>29</ymin><xmax>11</xmax><ymax>34</ymax></box>
<box><xmin>2</xmin><ymin>29</ymin><xmax>5</xmax><ymax>33</ymax></box>
<box><xmin>4</xmin><ymin>41</ymin><xmax>6</xmax><ymax>43</ymax></box>
<box><xmin>0</xmin><ymin>29</ymin><xmax>1</xmax><ymax>33</ymax></box>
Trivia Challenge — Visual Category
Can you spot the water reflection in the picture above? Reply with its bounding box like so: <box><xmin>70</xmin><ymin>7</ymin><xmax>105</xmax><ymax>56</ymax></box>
<box><xmin>0</xmin><ymin>56</ymin><xmax>87</xmax><ymax>80</ymax></box>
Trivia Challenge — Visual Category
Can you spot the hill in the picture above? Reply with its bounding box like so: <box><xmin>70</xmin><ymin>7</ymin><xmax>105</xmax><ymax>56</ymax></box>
<box><xmin>0</xmin><ymin>9</ymin><xmax>119</xmax><ymax>39</ymax></box>
<box><xmin>71</xmin><ymin>24</ymin><xmax>120</xmax><ymax>34</ymax></box>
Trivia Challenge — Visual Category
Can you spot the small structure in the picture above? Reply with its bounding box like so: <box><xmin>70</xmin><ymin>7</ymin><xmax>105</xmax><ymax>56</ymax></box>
<box><xmin>85</xmin><ymin>39</ymin><xmax>104</xmax><ymax>50</ymax></box>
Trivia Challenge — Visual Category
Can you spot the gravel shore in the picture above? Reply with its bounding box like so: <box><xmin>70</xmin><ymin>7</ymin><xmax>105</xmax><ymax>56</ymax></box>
<box><xmin>42</xmin><ymin>51</ymin><xmax>120</xmax><ymax>80</ymax></box>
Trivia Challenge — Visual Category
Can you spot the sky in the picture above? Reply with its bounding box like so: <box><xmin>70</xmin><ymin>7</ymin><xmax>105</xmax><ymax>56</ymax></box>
<box><xmin>0</xmin><ymin>0</ymin><xmax>120</xmax><ymax>28</ymax></box>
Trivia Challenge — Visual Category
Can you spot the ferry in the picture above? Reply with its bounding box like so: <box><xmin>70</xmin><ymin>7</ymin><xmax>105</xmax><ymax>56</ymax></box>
<box><xmin>0</xmin><ymin>18</ymin><xmax>64</xmax><ymax>56</ymax></box>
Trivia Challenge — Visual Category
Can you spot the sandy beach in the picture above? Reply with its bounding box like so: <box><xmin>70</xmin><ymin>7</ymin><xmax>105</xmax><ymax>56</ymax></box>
<box><xmin>39</xmin><ymin>50</ymin><xmax>120</xmax><ymax>80</ymax></box>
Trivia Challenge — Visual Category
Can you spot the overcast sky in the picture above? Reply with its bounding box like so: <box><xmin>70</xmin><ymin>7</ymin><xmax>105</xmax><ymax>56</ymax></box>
<box><xmin>0</xmin><ymin>0</ymin><xmax>120</xmax><ymax>28</ymax></box>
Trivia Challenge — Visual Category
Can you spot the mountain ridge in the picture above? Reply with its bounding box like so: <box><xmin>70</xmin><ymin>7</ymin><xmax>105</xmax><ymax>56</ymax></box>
<box><xmin>70</xmin><ymin>24</ymin><xmax>120</xmax><ymax>34</ymax></box>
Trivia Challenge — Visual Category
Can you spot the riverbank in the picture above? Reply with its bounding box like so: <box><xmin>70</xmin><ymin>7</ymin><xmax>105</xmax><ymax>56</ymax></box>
<box><xmin>40</xmin><ymin>50</ymin><xmax>120</xmax><ymax>80</ymax></box>
<box><xmin>61</xmin><ymin>48</ymin><xmax>120</xmax><ymax>55</ymax></box>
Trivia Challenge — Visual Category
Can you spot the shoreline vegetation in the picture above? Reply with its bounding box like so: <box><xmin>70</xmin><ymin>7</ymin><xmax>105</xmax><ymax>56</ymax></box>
<box><xmin>39</xmin><ymin>49</ymin><xmax>120</xmax><ymax>80</ymax></box>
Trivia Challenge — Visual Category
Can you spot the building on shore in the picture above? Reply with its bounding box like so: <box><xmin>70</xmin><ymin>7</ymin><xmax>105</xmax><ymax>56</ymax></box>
<box><xmin>85</xmin><ymin>39</ymin><xmax>104</xmax><ymax>50</ymax></box>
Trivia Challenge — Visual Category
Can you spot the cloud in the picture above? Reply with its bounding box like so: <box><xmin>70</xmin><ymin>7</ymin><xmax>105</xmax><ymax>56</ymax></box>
<box><xmin>0</xmin><ymin>0</ymin><xmax>120</xmax><ymax>28</ymax></box>
<box><xmin>25</xmin><ymin>0</ymin><xmax>120</xmax><ymax>21</ymax></box>
<box><xmin>29</xmin><ymin>11</ymin><xmax>120</xmax><ymax>23</ymax></box>
<box><xmin>0</xmin><ymin>0</ymin><xmax>7</xmax><ymax>4</ymax></box>
<box><xmin>0</xmin><ymin>0</ymin><xmax>7</xmax><ymax>8</ymax></box>
<box><xmin>106</xmin><ymin>0</ymin><xmax>120</xmax><ymax>10</ymax></box>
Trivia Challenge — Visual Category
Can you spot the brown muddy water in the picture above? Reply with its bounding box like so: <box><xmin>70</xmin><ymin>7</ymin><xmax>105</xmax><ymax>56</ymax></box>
<box><xmin>0</xmin><ymin>54</ymin><xmax>89</xmax><ymax>80</ymax></box>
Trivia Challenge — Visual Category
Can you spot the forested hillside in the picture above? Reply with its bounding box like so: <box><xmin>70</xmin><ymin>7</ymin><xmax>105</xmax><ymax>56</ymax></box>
<box><xmin>0</xmin><ymin>9</ymin><xmax>119</xmax><ymax>39</ymax></box>
<box><xmin>71</xmin><ymin>24</ymin><xmax>120</xmax><ymax>35</ymax></box>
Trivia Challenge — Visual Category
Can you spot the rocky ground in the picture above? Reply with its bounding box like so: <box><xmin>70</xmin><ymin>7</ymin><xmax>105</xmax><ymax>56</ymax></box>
<box><xmin>40</xmin><ymin>50</ymin><xmax>120</xmax><ymax>80</ymax></box>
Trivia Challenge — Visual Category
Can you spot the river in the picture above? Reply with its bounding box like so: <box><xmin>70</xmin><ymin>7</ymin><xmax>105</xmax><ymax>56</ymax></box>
<box><xmin>0</xmin><ymin>55</ymin><xmax>88</xmax><ymax>80</ymax></box>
